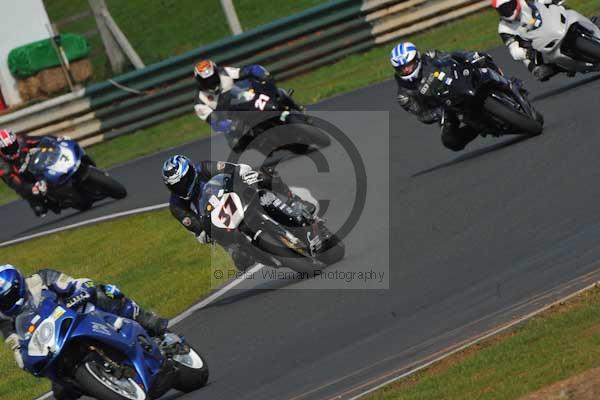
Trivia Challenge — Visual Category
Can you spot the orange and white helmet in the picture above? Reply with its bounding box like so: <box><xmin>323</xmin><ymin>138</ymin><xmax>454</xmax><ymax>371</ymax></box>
<box><xmin>194</xmin><ymin>60</ymin><xmax>221</xmax><ymax>92</ymax></box>
<box><xmin>491</xmin><ymin>0</ymin><xmax>522</xmax><ymax>21</ymax></box>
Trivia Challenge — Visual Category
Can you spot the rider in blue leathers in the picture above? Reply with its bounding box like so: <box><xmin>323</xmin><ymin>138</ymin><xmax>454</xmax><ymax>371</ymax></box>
<box><xmin>162</xmin><ymin>156</ymin><xmax>315</xmax><ymax>271</ymax></box>
<box><xmin>0</xmin><ymin>264</ymin><xmax>168</xmax><ymax>399</ymax></box>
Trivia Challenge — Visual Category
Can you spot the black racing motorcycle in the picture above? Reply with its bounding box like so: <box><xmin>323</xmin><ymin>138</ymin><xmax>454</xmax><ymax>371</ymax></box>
<box><xmin>421</xmin><ymin>53</ymin><xmax>544</xmax><ymax>137</ymax></box>
<box><xmin>215</xmin><ymin>78</ymin><xmax>331</xmax><ymax>154</ymax></box>
<box><xmin>25</xmin><ymin>136</ymin><xmax>127</xmax><ymax>215</ymax></box>
<box><xmin>199</xmin><ymin>173</ymin><xmax>344</xmax><ymax>274</ymax></box>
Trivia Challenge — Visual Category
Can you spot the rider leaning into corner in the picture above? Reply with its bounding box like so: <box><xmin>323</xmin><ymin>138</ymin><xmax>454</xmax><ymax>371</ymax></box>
<box><xmin>162</xmin><ymin>155</ymin><xmax>316</xmax><ymax>271</ymax></box>
<box><xmin>193</xmin><ymin>59</ymin><xmax>272</xmax><ymax>138</ymax></box>
<box><xmin>0</xmin><ymin>129</ymin><xmax>50</xmax><ymax>216</ymax></box>
<box><xmin>0</xmin><ymin>264</ymin><xmax>169</xmax><ymax>399</ymax></box>
<box><xmin>492</xmin><ymin>0</ymin><xmax>600</xmax><ymax>81</ymax></box>
<box><xmin>391</xmin><ymin>42</ymin><xmax>503</xmax><ymax>151</ymax></box>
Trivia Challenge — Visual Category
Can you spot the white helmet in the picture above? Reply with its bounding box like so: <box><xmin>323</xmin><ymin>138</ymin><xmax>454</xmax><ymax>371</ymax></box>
<box><xmin>390</xmin><ymin>42</ymin><xmax>422</xmax><ymax>84</ymax></box>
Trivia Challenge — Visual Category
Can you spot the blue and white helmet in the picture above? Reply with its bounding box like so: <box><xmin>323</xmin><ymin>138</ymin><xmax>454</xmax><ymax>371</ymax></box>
<box><xmin>390</xmin><ymin>42</ymin><xmax>422</xmax><ymax>83</ymax></box>
<box><xmin>0</xmin><ymin>264</ymin><xmax>28</xmax><ymax>317</ymax></box>
<box><xmin>162</xmin><ymin>155</ymin><xmax>198</xmax><ymax>200</ymax></box>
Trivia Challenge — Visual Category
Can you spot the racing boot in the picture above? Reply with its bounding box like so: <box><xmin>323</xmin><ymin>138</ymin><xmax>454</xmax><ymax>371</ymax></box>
<box><xmin>31</xmin><ymin>204</ymin><xmax>47</xmax><ymax>218</ymax></box>
<box><xmin>260</xmin><ymin>166</ymin><xmax>317</xmax><ymax>215</ymax></box>
<box><xmin>52</xmin><ymin>381</ymin><xmax>81</xmax><ymax>400</ymax></box>
<box><xmin>290</xmin><ymin>195</ymin><xmax>317</xmax><ymax>216</ymax></box>
<box><xmin>532</xmin><ymin>64</ymin><xmax>558</xmax><ymax>82</ymax></box>
<box><xmin>136</xmin><ymin>309</ymin><xmax>169</xmax><ymax>337</ymax></box>
<box><xmin>100</xmin><ymin>286</ymin><xmax>169</xmax><ymax>338</ymax></box>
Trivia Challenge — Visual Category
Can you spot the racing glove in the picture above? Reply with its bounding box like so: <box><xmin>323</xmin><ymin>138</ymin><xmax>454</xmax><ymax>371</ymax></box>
<box><xmin>64</xmin><ymin>281</ymin><xmax>96</xmax><ymax>309</ymax></box>
<box><xmin>5</xmin><ymin>333</ymin><xmax>23</xmax><ymax>369</ymax></box>
<box><xmin>31</xmin><ymin>180</ymin><xmax>47</xmax><ymax>196</ymax></box>
<box><xmin>238</xmin><ymin>164</ymin><xmax>263</xmax><ymax>185</ymax></box>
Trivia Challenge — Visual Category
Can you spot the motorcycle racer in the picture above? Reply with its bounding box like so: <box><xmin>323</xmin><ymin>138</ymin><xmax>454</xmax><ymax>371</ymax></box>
<box><xmin>0</xmin><ymin>264</ymin><xmax>169</xmax><ymax>380</ymax></box>
<box><xmin>492</xmin><ymin>0</ymin><xmax>600</xmax><ymax>81</ymax></box>
<box><xmin>162</xmin><ymin>155</ymin><xmax>316</xmax><ymax>271</ymax></box>
<box><xmin>391</xmin><ymin>42</ymin><xmax>498</xmax><ymax>151</ymax></box>
<box><xmin>0</xmin><ymin>129</ymin><xmax>49</xmax><ymax>216</ymax></box>
<box><xmin>193</xmin><ymin>59</ymin><xmax>271</xmax><ymax>135</ymax></box>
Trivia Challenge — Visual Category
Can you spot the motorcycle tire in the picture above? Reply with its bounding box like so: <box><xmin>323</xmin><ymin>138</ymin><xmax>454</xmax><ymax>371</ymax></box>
<box><xmin>286</xmin><ymin>114</ymin><xmax>331</xmax><ymax>149</ymax></box>
<box><xmin>172</xmin><ymin>347</ymin><xmax>209</xmax><ymax>392</ymax></box>
<box><xmin>85</xmin><ymin>167</ymin><xmax>127</xmax><ymax>199</ymax></box>
<box><xmin>483</xmin><ymin>96</ymin><xmax>543</xmax><ymax>137</ymax></box>
<box><xmin>573</xmin><ymin>35</ymin><xmax>600</xmax><ymax>62</ymax></box>
<box><xmin>74</xmin><ymin>355</ymin><xmax>146</xmax><ymax>400</ymax></box>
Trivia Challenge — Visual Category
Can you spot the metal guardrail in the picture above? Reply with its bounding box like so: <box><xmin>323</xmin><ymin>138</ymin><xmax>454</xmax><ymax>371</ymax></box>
<box><xmin>0</xmin><ymin>0</ymin><xmax>488</xmax><ymax>147</ymax></box>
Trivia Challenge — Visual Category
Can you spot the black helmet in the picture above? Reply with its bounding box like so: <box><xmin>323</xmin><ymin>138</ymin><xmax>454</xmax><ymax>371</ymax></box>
<box><xmin>162</xmin><ymin>155</ymin><xmax>198</xmax><ymax>200</ymax></box>
<box><xmin>194</xmin><ymin>60</ymin><xmax>221</xmax><ymax>92</ymax></box>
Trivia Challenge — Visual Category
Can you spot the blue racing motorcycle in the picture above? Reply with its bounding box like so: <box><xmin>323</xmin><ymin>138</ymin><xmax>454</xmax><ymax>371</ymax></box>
<box><xmin>16</xmin><ymin>291</ymin><xmax>208</xmax><ymax>400</ymax></box>
<box><xmin>25</xmin><ymin>137</ymin><xmax>126</xmax><ymax>214</ymax></box>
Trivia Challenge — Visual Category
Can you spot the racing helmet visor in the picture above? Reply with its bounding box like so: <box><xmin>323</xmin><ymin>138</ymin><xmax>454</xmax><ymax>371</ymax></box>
<box><xmin>395</xmin><ymin>57</ymin><xmax>420</xmax><ymax>77</ymax></box>
<box><xmin>0</xmin><ymin>280</ymin><xmax>22</xmax><ymax>314</ymax></box>
<box><xmin>497</xmin><ymin>0</ymin><xmax>518</xmax><ymax>18</ymax></box>
<box><xmin>169</xmin><ymin>168</ymin><xmax>197</xmax><ymax>199</ymax></box>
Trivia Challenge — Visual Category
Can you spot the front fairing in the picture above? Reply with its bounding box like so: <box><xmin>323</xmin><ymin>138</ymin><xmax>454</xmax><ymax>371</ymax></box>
<box><xmin>27</xmin><ymin>138</ymin><xmax>83</xmax><ymax>186</ymax></box>
<box><xmin>17</xmin><ymin>292</ymin><xmax>78</xmax><ymax>376</ymax></box>
<box><xmin>18</xmin><ymin>294</ymin><xmax>163</xmax><ymax>393</ymax></box>
<box><xmin>422</xmin><ymin>59</ymin><xmax>478</xmax><ymax>108</ymax></box>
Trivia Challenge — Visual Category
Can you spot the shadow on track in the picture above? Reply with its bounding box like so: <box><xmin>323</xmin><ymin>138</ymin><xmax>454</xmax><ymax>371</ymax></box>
<box><xmin>412</xmin><ymin>136</ymin><xmax>530</xmax><ymax>177</ymax></box>
<box><xmin>531</xmin><ymin>73</ymin><xmax>600</xmax><ymax>102</ymax></box>
<box><xmin>206</xmin><ymin>270</ymin><xmax>307</xmax><ymax>309</ymax></box>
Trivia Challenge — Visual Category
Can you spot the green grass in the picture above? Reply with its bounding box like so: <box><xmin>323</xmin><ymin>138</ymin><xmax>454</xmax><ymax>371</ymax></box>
<box><xmin>43</xmin><ymin>0</ymin><xmax>329</xmax><ymax>81</ymax></box>
<box><xmin>366</xmin><ymin>287</ymin><xmax>600</xmax><ymax>400</ymax></box>
<box><xmin>0</xmin><ymin>208</ymin><xmax>234</xmax><ymax>400</ymax></box>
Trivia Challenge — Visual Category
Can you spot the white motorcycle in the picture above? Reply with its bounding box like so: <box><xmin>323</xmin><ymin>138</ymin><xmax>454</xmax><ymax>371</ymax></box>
<box><xmin>517</xmin><ymin>1</ymin><xmax>600</xmax><ymax>74</ymax></box>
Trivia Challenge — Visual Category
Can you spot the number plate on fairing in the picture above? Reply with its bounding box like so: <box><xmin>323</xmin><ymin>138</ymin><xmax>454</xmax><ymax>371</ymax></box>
<box><xmin>210</xmin><ymin>192</ymin><xmax>245</xmax><ymax>229</ymax></box>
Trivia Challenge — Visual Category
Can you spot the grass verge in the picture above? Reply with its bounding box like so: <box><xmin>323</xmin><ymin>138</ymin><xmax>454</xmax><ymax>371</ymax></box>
<box><xmin>0</xmin><ymin>209</ymin><xmax>234</xmax><ymax>400</ymax></box>
<box><xmin>366</xmin><ymin>285</ymin><xmax>600</xmax><ymax>400</ymax></box>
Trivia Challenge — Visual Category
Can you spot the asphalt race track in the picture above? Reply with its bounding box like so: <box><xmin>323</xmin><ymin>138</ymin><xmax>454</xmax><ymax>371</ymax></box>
<box><xmin>4</xmin><ymin>48</ymin><xmax>600</xmax><ymax>399</ymax></box>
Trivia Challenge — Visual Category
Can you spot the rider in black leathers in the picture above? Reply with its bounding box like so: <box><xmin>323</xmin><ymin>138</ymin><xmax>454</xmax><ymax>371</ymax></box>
<box><xmin>391</xmin><ymin>42</ymin><xmax>499</xmax><ymax>151</ymax></box>
<box><xmin>163</xmin><ymin>156</ymin><xmax>315</xmax><ymax>271</ymax></box>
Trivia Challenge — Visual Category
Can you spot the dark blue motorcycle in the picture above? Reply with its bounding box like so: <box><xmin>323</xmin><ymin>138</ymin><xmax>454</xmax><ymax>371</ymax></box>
<box><xmin>215</xmin><ymin>78</ymin><xmax>331</xmax><ymax>155</ymax></box>
<box><xmin>16</xmin><ymin>291</ymin><xmax>208</xmax><ymax>400</ymax></box>
<box><xmin>25</xmin><ymin>137</ymin><xmax>126</xmax><ymax>215</ymax></box>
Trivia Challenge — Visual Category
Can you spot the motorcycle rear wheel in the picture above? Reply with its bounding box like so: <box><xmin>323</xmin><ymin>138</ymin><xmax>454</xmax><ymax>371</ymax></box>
<box><xmin>85</xmin><ymin>167</ymin><xmax>127</xmax><ymax>200</ymax></box>
<box><xmin>74</xmin><ymin>356</ymin><xmax>146</xmax><ymax>400</ymax></box>
<box><xmin>483</xmin><ymin>97</ymin><xmax>543</xmax><ymax>137</ymax></box>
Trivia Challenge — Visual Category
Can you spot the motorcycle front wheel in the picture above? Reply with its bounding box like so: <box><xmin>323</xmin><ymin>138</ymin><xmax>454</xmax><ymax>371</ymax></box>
<box><xmin>74</xmin><ymin>356</ymin><xmax>146</xmax><ymax>400</ymax></box>
<box><xmin>172</xmin><ymin>346</ymin><xmax>209</xmax><ymax>392</ymax></box>
<box><xmin>483</xmin><ymin>96</ymin><xmax>543</xmax><ymax>136</ymax></box>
